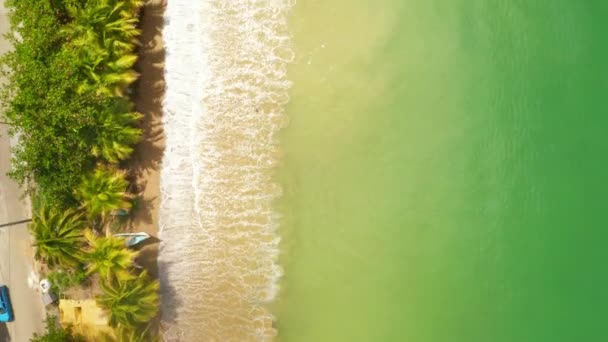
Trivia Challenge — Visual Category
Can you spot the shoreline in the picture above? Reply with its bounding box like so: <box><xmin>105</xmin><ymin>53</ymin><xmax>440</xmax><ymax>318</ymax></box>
<box><xmin>157</xmin><ymin>2</ymin><xmax>291</xmax><ymax>339</ymax></box>
<box><xmin>128</xmin><ymin>0</ymin><xmax>166</xmax><ymax>332</ymax></box>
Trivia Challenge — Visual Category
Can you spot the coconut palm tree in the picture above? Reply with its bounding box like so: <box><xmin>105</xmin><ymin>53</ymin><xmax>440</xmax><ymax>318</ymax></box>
<box><xmin>61</xmin><ymin>0</ymin><xmax>144</xmax><ymax>96</ymax></box>
<box><xmin>64</xmin><ymin>33</ymin><xmax>139</xmax><ymax>96</ymax></box>
<box><xmin>62</xmin><ymin>0</ymin><xmax>143</xmax><ymax>88</ymax></box>
<box><xmin>62</xmin><ymin>0</ymin><xmax>143</xmax><ymax>54</ymax></box>
<box><xmin>91</xmin><ymin>110</ymin><xmax>143</xmax><ymax>163</ymax></box>
<box><xmin>29</xmin><ymin>207</ymin><xmax>86</xmax><ymax>268</ymax></box>
<box><xmin>96</xmin><ymin>270</ymin><xmax>159</xmax><ymax>333</ymax></box>
<box><xmin>75</xmin><ymin>166</ymin><xmax>132</xmax><ymax>226</ymax></box>
<box><xmin>114</xmin><ymin>322</ymin><xmax>159</xmax><ymax>342</ymax></box>
<box><xmin>75</xmin><ymin>62</ymin><xmax>140</xmax><ymax>97</ymax></box>
<box><xmin>84</xmin><ymin>230</ymin><xmax>138</xmax><ymax>281</ymax></box>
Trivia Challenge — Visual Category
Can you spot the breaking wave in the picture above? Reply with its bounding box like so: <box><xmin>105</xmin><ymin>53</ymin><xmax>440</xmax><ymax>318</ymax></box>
<box><xmin>159</xmin><ymin>0</ymin><xmax>294</xmax><ymax>340</ymax></box>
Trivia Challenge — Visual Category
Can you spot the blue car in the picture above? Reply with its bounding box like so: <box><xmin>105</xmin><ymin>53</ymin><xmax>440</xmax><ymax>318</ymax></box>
<box><xmin>0</xmin><ymin>285</ymin><xmax>14</xmax><ymax>322</ymax></box>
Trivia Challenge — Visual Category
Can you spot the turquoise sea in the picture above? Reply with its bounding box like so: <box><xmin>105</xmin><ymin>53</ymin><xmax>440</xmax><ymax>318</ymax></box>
<box><xmin>276</xmin><ymin>1</ymin><xmax>608</xmax><ymax>341</ymax></box>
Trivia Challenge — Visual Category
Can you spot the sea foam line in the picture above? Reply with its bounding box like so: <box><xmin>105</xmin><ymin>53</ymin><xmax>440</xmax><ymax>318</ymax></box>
<box><xmin>159</xmin><ymin>1</ymin><xmax>293</xmax><ymax>341</ymax></box>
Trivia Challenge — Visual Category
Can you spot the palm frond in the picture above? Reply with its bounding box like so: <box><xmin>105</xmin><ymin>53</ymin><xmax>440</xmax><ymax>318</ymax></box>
<box><xmin>29</xmin><ymin>207</ymin><xmax>86</xmax><ymax>268</ymax></box>
<box><xmin>96</xmin><ymin>270</ymin><xmax>159</xmax><ymax>332</ymax></box>
<box><xmin>75</xmin><ymin>166</ymin><xmax>132</xmax><ymax>221</ymax></box>
<box><xmin>84</xmin><ymin>230</ymin><xmax>138</xmax><ymax>281</ymax></box>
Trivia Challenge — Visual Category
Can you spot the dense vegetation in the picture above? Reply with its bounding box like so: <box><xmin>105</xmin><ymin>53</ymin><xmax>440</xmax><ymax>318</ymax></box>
<box><xmin>0</xmin><ymin>0</ymin><xmax>159</xmax><ymax>340</ymax></box>
<box><xmin>0</xmin><ymin>0</ymin><xmax>143</xmax><ymax>208</ymax></box>
<box><xmin>31</xmin><ymin>314</ymin><xmax>84</xmax><ymax>342</ymax></box>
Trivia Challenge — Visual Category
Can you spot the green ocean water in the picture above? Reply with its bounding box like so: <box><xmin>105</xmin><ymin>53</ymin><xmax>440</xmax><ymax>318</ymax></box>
<box><xmin>276</xmin><ymin>0</ymin><xmax>608</xmax><ymax>341</ymax></box>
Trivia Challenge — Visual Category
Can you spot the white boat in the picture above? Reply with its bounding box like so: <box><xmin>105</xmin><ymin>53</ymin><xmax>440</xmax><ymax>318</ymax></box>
<box><xmin>113</xmin><ymin>232</ymin><xmax>151</xmax><ymax>247</ymax></box>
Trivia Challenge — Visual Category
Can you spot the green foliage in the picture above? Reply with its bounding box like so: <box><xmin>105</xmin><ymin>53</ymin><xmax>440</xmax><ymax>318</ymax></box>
<box><xmin>0</xmin><ymin>0</ymin><xmax>143</xmax><ymax>209</ymax></box>
<box><xmin>114</xmin><ymin>322</ymin><xmax>159</xmax><ymax>342</ymax></box>
<box><xmin>29</xmin><ymin>207</ymin><xmax>86</xmax><ymax>268</ymax></box>
<box><xmin>96</xmin><ymin>270</ymin><xmax>159</xmax><ymax>333</ymax></box>
<box><xmin>61</xmin><ymin>0</ymin><xmax>142</xmax><ymax>96</ymax></box>
<box><xmin>4</xmin><ymin>0</ymin><xmax>61</xmax><ymax>52</ymax></box>
<box><xmin>75</xmin><ymin>166</ymin><xmax>132</xmax><ymax>221</ymax></box>
<box><xmin>84</xmin><ymin>230</ymin><xmax>138</xmax><ymax>281</ymax></box>
<box><xmin>2</xmin><ymin>1</ymin><xmax>158</xmax><ymax>339</ymax></box>
<box><xmin>30</xmin><ymin>314</ymin><xmax>85</xmax><ymax>342</ymax></box>
<box><xmin>0</xmin><ymin>1</ymin><xmax>96</xmax><ymax>208</ymax></box>
<box><xmin>90</xmin><ymin>102</ymin><xmax>143</xmax><ymax>163</ymax></box>
<box><xmin>47</xmin><ymin>268</ymin><xmax>89</xmax><ymax>295</ymax></box>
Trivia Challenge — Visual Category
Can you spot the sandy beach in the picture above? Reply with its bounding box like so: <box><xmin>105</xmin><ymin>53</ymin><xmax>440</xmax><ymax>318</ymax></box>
<box><xmin>129</xmin><ymin>0</ymin><xmax>165</xmax><ymax>280</ymax></box>
<box><xmin>123</xmin><ymin>0</ymin><xmax>166</xmax><ymax>335</ymax></box>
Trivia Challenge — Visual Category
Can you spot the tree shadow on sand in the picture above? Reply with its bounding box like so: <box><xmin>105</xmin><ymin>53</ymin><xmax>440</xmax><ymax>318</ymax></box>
<box><xmin>129</xmin><ymin>190</ymin><xmax>158</xmax><ymax>226</ymax></box>
<box><xmin>134</xmin><ymin>235</ymin><xmax>161</xmax><ymax>278</ymax></box>
<box><xmin>0</xmin><ymin>322</ymin><xmax>10</xmax><ymax>342</ymax></box>
<box><xmin>122</xmin><ymin>0</ymin><xmax>166</xmax><ymax>277</ymax></box>
<box><xmin>125</xmin><ymin>0</ymin><xmax>166</xmax><ymax>244</ymax></box>
<box><xmin>157</xmin><ymin>260</ymin><xmax>182</xmax><ymax>325</ymax></box>
<box><xmin>130</xmin><ymin>0</ymin><xmax>166</xmax><ymax>182</ymax></box>
<box><xmin>125</xmin><ymin>0</ymin><xmax>169</xmax><ymax>335</ymax></box>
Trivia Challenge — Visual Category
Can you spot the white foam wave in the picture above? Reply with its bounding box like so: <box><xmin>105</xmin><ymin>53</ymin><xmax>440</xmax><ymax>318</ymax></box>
<box><xmin>159</xmin><ymin>1</ymin><xmax>293</xmax><ymax>341</ymax></box>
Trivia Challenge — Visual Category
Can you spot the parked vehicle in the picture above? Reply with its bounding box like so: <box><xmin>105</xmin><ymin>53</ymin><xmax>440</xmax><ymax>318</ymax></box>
<box><xmin>0</xmin><ymin>285</ymin><xmax>14</xmax><ymax>322</ymax></box>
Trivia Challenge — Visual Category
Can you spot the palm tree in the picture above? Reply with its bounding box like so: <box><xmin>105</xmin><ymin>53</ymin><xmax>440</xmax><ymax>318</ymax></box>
<box><xmin>114</xmin><ymin>322</ymin><xmax>158</xmax><ymax>342</ymax></box>
<box><xmin>61</xmin><ymin>0</ymin><xmax>144</xmax><ymax>96</ymax></box>
<box><xmin>62</xmin><ymin>0</ymin><xmax>144</xmax><ymax>55</ymax></box>
<box><xmin>75</xmin><ymin>166</ymin><xmax>132</xmax><ymax>226</ymax></box>
<box><xmin>96</xmin><ymin>270</ymin><xmax>159</xmax><ymax>333</ymax></box>
<box><xmin>84</xmin><ymin>230</ymin><xmax>138</xmax><ymax>281</ymax></box>
<box><xmin>29</xmin><ymin>207</ymin><xmax>86</xmax><ymax>268</ymax></box>
<box><xmin>91</xmin><ymin>110</ymin><xmax>143</xmax><ymax>164</ymax></box>
<box><xmin>75</xmin><ymin>63</ymin><xmax>140</xmax><ymax>97</ymax></box>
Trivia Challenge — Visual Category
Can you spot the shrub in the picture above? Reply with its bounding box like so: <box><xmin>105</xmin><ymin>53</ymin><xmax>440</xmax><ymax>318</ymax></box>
<box><xmin>0</xmin><ymin>0</ymin><xmax>144</xmax><ymax>210</ymax></box>
<box><xmin>30</xmin><ymin>314</ymin><xmax>85</xmax><ymax>342</ymax></box>
<box><xmin>46</xmin><ymin>268</ymin><xmax>89</xmax><ymax>295</ymax></box>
